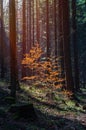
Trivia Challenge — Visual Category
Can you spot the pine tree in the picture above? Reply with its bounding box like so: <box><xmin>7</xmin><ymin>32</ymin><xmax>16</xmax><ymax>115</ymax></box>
<box><xmin>62</xmin><ymin>0</ymin><xmax>74</xmax><ymax>92</ymax></box>
<box><xmin>9</xmin><ymin>0</ymin><xmax>19</xmax><ymax>98</ymax></box>
<box><xmin>0</xmin><ymin>0</ymin><xmax>5</xmax><ymax>79</ymax></box>
<box><xmin>72</xmin><ymin>0</ymin><xmax>80</xmax><ymax>91</ymax></box>
<box><xmin>22</xmin><ymin>0</ymin><xmax>27</xmax><ymax>77</ymax></box>
<box><xmin>46</xmin><ymin>0</ymin><xmax>50</xmax><ymax>57</ymax></box>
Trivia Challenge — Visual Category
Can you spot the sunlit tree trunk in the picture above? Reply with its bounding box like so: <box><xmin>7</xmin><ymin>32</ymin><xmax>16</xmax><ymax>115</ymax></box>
<box><xmin>32</xmin><ymin>0</ymin><xmax>35</xmax><ymax>45</ymax></box>
<box><xmin>22</xmin><ymin>0</ymin><xmax>27</xmax><ymax>77</ymax></box>
<box><xmin>26</xmin><ymin>0</ymin><xmax>32</xmax><ymax>76</ymax></box>
<box><xmin>29</xmin><ymin>0</ymin><xmax>31</xmax><ymax>49</ymax></box>
<box><xmin>26</xmin><ymin>0</ymin><xmax>29</xmax><ymax>51</ymax></box>
<box><xmin>36</xmin><ymin>0</ymin><xmax>40</xmax><ymax>44</ymax></box>
<box><xmin>9</xmin><ymin>0</ymin><xmax>19</xmax><ymax>98</ymax></box>
<box><xmin>46</xmin><ymin>0</ymin><xmax>50</xmax><ymax>57</ymax></box>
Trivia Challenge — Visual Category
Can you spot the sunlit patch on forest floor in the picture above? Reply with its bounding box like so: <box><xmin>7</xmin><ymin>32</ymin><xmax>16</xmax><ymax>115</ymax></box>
<box><xmin>0</xmin><ymin>81</ymin><xmax>86</xmax><ymax>130</ymax></box>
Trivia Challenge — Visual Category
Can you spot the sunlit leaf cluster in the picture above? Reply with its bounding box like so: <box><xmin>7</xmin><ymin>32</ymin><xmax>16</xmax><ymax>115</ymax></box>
<box><xmin>22</xmin><ymin>43</ymin><xmax>64</xmax><ymax>89</ymax></box>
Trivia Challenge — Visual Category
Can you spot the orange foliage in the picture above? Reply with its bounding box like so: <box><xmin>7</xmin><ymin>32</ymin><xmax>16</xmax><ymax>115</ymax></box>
<box><xmin>22</xmin><ymin>43</ymin><xmax>64</xmax><ymax>90</ymax></box>
<box><xmin>62</xmin><ymin>90</ymin><xmax>73</xmax><ymax>97</ymax></box>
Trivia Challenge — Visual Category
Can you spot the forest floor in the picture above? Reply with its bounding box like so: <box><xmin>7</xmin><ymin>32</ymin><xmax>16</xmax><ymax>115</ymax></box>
<box><xmin>0</xmin><ymin>81</ymin><xmax>86</xmax><ymax>130</ymax></box>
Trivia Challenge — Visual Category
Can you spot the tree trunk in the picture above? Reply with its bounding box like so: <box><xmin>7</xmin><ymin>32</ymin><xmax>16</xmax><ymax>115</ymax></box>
<box><xmin>72</xmin><ymin>0</ymin><xmax>80</xmax><ymax>91</ymax></box>
<box><xmin>36</xmin><ymin>0</ymin><xmax>40</xmax><ymax>44</ymax></box>
<box><xmin>0</xmin><ymin>0</ymin><xmax>5</xmax><ymax>79</ymax></box>
<box><xmin>46</xmin><ymin>0</ymin><xmax>50</xmax><ymax>57</ymax></box>
<box><xmin>22</xmin><ymin>0</ymin><xmax>27</xmax><ymax>78</ymax></box>
<box><xmin>62</xmin><ymin>0</ymin><xmax>74</xmax><ymax>92</ymax></box>
<box><xmin>54</xmin><ymin>0</ymin><xmax>57</xmax><ymax>58</ymax></box>
<box><xmin>9</xmin><ymin>0</ymin><xmax>19</xmax><ymax>98</ymax></box>
<box><xmin>58</xmin><ymin>0</ymin><xmax>65</xmax><ymax>86</ymax></box>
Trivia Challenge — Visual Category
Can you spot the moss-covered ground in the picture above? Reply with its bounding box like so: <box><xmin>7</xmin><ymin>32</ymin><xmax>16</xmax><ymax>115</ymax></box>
<box><xmin>0</xmin><ymin>81</ymin><xmax>86</xmax><ymax>130</ymax></box>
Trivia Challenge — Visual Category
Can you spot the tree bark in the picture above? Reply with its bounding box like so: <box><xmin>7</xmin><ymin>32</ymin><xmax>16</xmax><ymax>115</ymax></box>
<box><xmin>9</xmin><ymin>0</ymin><xmax>19</xmax><ymax>98</ymax></box>
<box><xmin>46</xmin><ymin>0</ymin><xmax>50</xmax><ymax>57</ymax></box>
<box><xmin>72</xmin><ymin>0</ymin><xmax>80</xmax><ymax>91</ymax></box>
<box><xmin>22</xmin><ymin>0</ymin><xmax>27</xmax><ymax>78</ymax></box>
<box><xmin>62</xmin><ymin>0</ymin><xmax>74</xmax><ymax>92</ymax></box>
<box><xmin>0</xmin><ymin>0</ymin><xmax>5</xmax><ymax>79</ymax></box>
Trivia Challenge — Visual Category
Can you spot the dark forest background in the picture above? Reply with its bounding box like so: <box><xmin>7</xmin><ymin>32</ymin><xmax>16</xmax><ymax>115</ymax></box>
<box><xmin>0</xmin><ymin>0</ymin><xmax>86</xmax><ymax>130</ymax></box>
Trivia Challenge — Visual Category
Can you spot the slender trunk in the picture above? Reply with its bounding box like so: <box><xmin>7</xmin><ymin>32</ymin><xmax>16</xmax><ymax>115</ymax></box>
<box><xmin>26</xmin><ymin>0</ymin><xmax>29</xmax><ymax>51</ymax></box>
<box><xmin>22</xmin><ymin>0</ymin><xmax>27</xmax><ymax>77</ymax></box>
<box><xmin>29</xmin><ymin>0</ymin><xmax>31</xmax><ymax>49</ymax></box>
<box><xmin>36</xmin><ymin>0</ymin><xmax>40</xmax><ymax>44</ymax></box>
<box><xmin>0</xmin><ymin>0</ymin><xmax>5</xmax><ymax>79</ymax></box>
<box><xmin>9</xmin><ymin>0</ymin><xmax>19</xmax><ymax>98</ymax></box>
<box><xmin>54</xmin><ymin>0</ymin><xmax>57</xmax><ymax>58</ymax></box>
<box><xmin>72</xmin><ymin>0</ymin><xmax>80</xmax><ymax>91</ymax></box>
<box><xmin>46</xmin><ymin>0</ymin><xmax>50</xmax><ymax>57</ymax></box>
<box><xmin>58</xmin><ymin>0</ymin><xmax>65</xmax><ymax>81</ymax></box>
<box><xmin>62</xmin><ymin>0</ymin><xmax>74</xmax><ymax>92</ymax></box>
<box><xmin>32</xmin><ymin>0</ymin><xmax>34</xmax><ymax>45</ymax></box>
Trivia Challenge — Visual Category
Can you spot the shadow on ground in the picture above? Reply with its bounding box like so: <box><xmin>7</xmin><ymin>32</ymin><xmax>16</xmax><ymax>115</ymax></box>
<box><xmin>0</xmin><ymin>86</ymin><xmax>86</xmax><ymax>130</ymax></box>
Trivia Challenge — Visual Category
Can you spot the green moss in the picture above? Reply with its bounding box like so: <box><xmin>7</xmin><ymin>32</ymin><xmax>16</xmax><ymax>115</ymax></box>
<box><xmin>65</xmin><ymin>100</ymin><xmax>75</xmax><ymax>108</ymax></box>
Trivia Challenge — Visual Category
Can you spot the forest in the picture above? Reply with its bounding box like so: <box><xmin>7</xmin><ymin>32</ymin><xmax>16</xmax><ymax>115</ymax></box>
<box><xmin>0</xmin><ymin>0</ymin><xmax>86</xmax><ymax>130</ymax></box>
